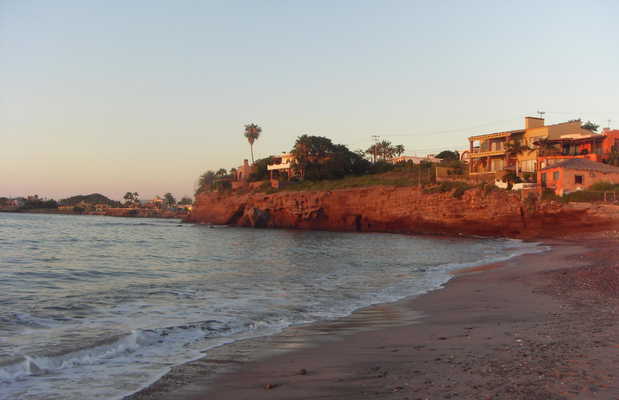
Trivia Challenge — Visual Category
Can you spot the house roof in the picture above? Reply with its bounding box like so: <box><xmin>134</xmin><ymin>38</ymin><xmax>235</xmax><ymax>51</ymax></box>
<box><xmin>468</xmin><ymin>120</ymin><xmax>584</xmax><ymax>141</ymax></box>
<box><xmin>541</xmin><ymin>158</ymin><xmax>619</xmax><ymax>173</ymax></box>
<box><xmin>469</xmin><ymin>129</ymin><xmax>524</xmax><ymax>141</ymax></box>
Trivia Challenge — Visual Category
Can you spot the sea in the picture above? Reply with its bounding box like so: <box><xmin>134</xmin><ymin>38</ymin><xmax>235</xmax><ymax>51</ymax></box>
<box><xmin>0</xmin><ymin>213</ymin><xmax>546</xmax><ymax>399</ymax></box>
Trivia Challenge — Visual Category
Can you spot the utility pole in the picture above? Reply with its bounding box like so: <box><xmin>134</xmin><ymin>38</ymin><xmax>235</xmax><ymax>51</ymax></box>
<box><xmin>371</xmin><ymin>135</ymin><xmax>380</xmax><ymax>163</ymax></box>
<box><xmin>536</xmin><ymin>110</ymin><xmax>545</xmax><ymax>119</ymax></box>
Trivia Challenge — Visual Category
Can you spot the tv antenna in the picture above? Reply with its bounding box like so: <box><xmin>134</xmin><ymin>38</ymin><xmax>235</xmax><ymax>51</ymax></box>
<box><xmin>536</xmin><ymin>110</ymin><xmax>546</xmax><ymax>119</ymax></box>
<box><xmin>608</xmin><ymin>119</ymin><xmax>612</xmax><ymax>129</ymax></box>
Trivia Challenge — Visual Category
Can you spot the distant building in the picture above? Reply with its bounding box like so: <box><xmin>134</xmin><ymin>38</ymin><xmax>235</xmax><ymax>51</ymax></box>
<box><xmin>539</xmin><ymin>158</ymin><xmax>619</xmax><ymax>196</ymax></box>
<box><xmin>143</xmin><ymin>196</ymin><xmax>164</xmax><ymax>209</ymax></box>
<box><xmin>267</xmin><ymin>153</ymin><xmax>298</xmax><ymax>180</ymax></box>
<box><xmin>94</xmin><ymin>203</ymin><xmax>109</xmax><ymax>212</ymax></box>
<box><xmin>389</xmin><ymin>155</ymin><xmax>441</xmax><ymax>165</ymax></box>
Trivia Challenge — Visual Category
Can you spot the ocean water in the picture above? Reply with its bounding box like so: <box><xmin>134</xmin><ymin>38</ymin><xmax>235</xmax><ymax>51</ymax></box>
<box><xmin>0</xmin><ymin>213</ymin><xmax>545</xmax><ymax>399</ymax></box>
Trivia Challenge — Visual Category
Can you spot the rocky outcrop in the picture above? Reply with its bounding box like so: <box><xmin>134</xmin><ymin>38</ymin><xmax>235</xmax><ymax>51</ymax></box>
<box><xmin>186</xmin><ymin>186</ymin><xmax>607</xmax><ymax>238</ymax></box>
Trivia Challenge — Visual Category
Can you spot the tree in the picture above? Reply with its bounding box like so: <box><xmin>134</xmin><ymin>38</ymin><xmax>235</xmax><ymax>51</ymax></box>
<box><xmin>196</xmin><ymin>170</ymin><xmax>216</xmax><ymax>194</ymax></box>
<box><xmin>365</xmin><ymin>140</ymin><xmax>404</xmax><ymax>162</ymax></box>
<box><xmin>123</xmin><ymin>192</ymin><xmax>135</xmax><ymax>206</ymax></box>
<box><xmin>506</xmin><ymin>140</ymin><xmax>532</xmax><ymax>158</ymax></box>
<box><xmin>535</xmin><ymin>138</ymin><xmax>560</xmax><ymax>156</ymax></box>
<box><xmin>244</xmin><ymin>123</ymin><xmax>262</xmax><ymax>164</ymax></box>
<box><xmin>132</xmin><ymin>192</ymin><xmax>140</xmax><ymax>206</ymax></box>
<box><xmin>163</xmin><ymin>192</ymin><xmax>176</xmax><ymax>208</ymax></box>
<box><xmin>291</xmin><ymin>135</ymin><xmax>370</xmax><ymax>180</ymax></box>
<box><xmin>215</xmin><ymin>168</ymin><xmax>228</xmax><ymax>178</ymax></box>
<box><xmin>505</xmin><ymin>140</ymin><xmax>533</xmax><ymax>174</ymax></box>
<box><xmin>582</xmin><ymin>121</ymin><xmax>599</xmax><ymax>132</ymax></box>
<box><xmin>435</xmin><ymin>150</ymin><xmax>460</xmax><ymax>161</ymax></box>
<box><xmin>291</xmin><ymin>135</ymin><xmax>335</xmax><ymax>177</ymax></box>
<box><xmin>249</xmin><ymin>156</ymin><xmax>274</xmax><ymax>181</ymax></box>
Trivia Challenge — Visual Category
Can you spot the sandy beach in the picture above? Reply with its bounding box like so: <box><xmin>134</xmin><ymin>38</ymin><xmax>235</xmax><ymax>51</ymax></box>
<box><xmin>127</xmin><ymin>228</ymin><xmax>619</xmax><ymax>400</ymax></box>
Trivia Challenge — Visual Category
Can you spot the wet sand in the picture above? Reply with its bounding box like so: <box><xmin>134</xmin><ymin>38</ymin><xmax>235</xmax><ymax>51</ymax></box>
<box><xmin>127</xmin><ymin>232</ymin><xmax>619</xmax><ymax>400</ymax></box>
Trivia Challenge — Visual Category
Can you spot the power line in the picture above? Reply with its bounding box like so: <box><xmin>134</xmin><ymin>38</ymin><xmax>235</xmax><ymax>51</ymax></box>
<box><xmin>373</xmin><ymin>117</ymin><xmax>522</xmax><ymax>138</ymax></box>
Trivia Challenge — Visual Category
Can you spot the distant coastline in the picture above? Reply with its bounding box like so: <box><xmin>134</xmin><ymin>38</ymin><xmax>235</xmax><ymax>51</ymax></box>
<box><xmin>0</xmin><ymin>208</ymin><xmax>186</xmax><ymax>219</ymax></box>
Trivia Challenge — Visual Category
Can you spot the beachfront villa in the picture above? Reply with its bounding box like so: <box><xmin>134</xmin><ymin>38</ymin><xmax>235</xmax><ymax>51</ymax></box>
<box><xmin>539</xmin><ymin>158</ymin><xmax>619</xmax><ymax>196</ymax></box>
<box><xmin>468</xmin><ymin>117</ymin><xmax>596</xmax><ymax>178</ymax></box>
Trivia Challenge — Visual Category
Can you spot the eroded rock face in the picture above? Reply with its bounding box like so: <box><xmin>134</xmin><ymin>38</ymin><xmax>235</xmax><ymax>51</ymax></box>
<box><xmin>186</xmin><ymin>186</ymin><xmax>601</xmax><ymax>238</ymax></box>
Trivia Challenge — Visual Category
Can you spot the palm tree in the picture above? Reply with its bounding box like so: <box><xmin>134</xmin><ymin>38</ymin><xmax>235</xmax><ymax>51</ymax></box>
<box><xmin>394</xmin><ymin>144</ymin><xmax>405</xmax><ymax>157</ymax></box>
<box><xmin>535</xmin><ymin>138</ymin><xmax>560</xmax><ymax>156</ymax></box>
<box><xmin>365</xmin><ymin>144</ymin><xmax>378</xmax><ymax>163</ymax></box>
<box><xmin>244</xmin><ymin>123</ymin><xmax>262</xmax><ymax>164</ymax></box>
<box><xmin>506</xmin><ymin>140</ymin><xmax>533</xmax><ymax>175</ymax></box>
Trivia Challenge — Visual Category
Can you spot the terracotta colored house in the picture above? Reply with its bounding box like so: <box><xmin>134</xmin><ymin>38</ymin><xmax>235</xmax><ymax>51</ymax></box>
<box><xmin>235</xmin><ymin>159</ymin><xmax>253</xmax><ymax>182</ymax></box>
<box><xmin>601</xmin><ymin>128</ymin><xmax>619</xmax><ymax>154</ymax></box>
<box><xmin>538</xmin><ymin>158</ymin><xmax>619</xmax><ymax>196</ymax></box>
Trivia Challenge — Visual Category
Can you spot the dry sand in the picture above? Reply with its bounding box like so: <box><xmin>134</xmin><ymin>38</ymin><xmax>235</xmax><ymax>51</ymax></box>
<box><xmin>127</xmin><ymin>231</ymin><xmax>619</xmax><ymax>400</ymax></box>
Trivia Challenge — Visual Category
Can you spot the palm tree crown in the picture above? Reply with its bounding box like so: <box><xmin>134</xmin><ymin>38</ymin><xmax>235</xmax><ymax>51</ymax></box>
<box><xmin>244</xmin><ymin>123</ymin><xmax>262</xmax><ymax>163</ymax></box>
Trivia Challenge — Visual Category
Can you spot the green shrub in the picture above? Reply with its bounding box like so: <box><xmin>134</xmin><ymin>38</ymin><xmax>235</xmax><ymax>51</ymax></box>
<box><xmin>541</xmin><ymin>188</ymin><xmax>561</xmax><ymax>202</ymax></box>
<box><xmin>588</xmin><ymin>181</ymin><xmax>619</xmax><ymax>192</ymax></box>
<box><xmin>423</xmin><ymin>181</ymin><xmax>472</xmax><ymax>198</ymax></box>
<box><xmin>564</xmin><ymin>191</ymin><xmax>604</xmax><ymax>202</ymax></box>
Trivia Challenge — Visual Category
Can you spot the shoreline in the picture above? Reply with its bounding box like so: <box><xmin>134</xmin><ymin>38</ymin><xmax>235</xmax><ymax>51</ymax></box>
<box><xmin>0</xmin><ymin>209</ymin><xmax>186</xmax><ymax>219</ymax></box>
<box><xmin>123</xmin><ymin>232</ymin><xmax>618</xmax><ymax>400</ymax></box>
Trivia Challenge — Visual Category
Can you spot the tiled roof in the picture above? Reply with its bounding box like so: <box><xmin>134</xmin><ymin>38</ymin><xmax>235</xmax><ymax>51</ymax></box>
<box><xmin>541</xmin><ymin>158</ymin><xmax>619</xmax><ymax>173</ymax></box>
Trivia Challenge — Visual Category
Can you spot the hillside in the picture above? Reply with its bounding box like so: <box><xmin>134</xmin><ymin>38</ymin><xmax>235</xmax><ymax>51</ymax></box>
<box><xmin>59</xmin><ymin>193</ymin><xmax>121</xmax><ymax>207</ymax></box>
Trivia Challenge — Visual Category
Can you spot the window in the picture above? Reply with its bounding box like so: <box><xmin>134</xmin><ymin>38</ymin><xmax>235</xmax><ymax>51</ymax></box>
<box><xmin>490</xmin><ymin>158</ymin><xmax>504</xmax><ymax>172</ymax></box>
<box><xmin>541</xmin><ymin>173</ymin><xmax>547</xmax><ymax>184</ymax></box>
<box><xmin>575</xmin><ymin>175</ymin><xmax>583</xmax><ymax>185</ymax></box>
<box><xmin>520</xmin><ymin>160</ymin><xmax>536</xmax><ymax>172</ymax></box>
<box><xmin>552</xmin><ymin>171</ymin><xmax>560</xmax><ymax>181</ymax></box>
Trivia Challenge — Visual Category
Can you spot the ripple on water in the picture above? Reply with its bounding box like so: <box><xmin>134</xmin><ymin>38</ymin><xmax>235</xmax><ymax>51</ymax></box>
<box><xmin>0</xmin><ymin>213</ymin><xmax>547</xmax><ymax>400</ymax></box>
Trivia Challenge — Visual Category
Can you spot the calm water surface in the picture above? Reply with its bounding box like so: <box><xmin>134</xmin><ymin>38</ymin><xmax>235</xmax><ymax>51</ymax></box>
<box><xmin>0</xmin><ymin>213</ymin><xmax>545</xmax><ymax>399</ymax></box>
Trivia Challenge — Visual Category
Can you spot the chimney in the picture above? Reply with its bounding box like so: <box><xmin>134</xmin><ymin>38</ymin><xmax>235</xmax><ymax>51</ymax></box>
<box><xmin>243</xmin><ymin>159</ymin><xmax>249</xmax><ymax>166</ymax></box>
<box><xmin>525</xmin><ymin>116</ymin><xmax>544</xmax><ymax>129</ymax></box>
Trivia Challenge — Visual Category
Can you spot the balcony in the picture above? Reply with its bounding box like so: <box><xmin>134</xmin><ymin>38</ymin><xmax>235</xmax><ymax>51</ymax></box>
<box><xmin>469</xmin><ymin>148</ymin><xmax>507</xmax><ymax>158</ymax></box>
<box><xmin>267</xmin><ymin>162</ymin><xmax>292</xmax><ymax>171</ymax></box>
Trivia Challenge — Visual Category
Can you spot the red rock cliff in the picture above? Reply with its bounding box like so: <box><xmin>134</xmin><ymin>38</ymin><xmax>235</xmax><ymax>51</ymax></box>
<box><xmin>186</xmin><ymin>186</ymin><xmax>604</xmax><ymax>238</ymax></box>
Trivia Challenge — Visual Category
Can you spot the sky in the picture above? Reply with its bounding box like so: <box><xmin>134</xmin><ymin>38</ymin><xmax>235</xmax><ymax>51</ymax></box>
<box><xmin>2</xmin><ymin>0</ymin><xmax>618</xmax><ymax>200</ymax></box>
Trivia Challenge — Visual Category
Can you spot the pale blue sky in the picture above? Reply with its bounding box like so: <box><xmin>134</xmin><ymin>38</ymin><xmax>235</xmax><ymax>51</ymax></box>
<box><xmin>2</xmin><ymin>0</ymin><xmax>618</xmax><ymax>200</ymax></box>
